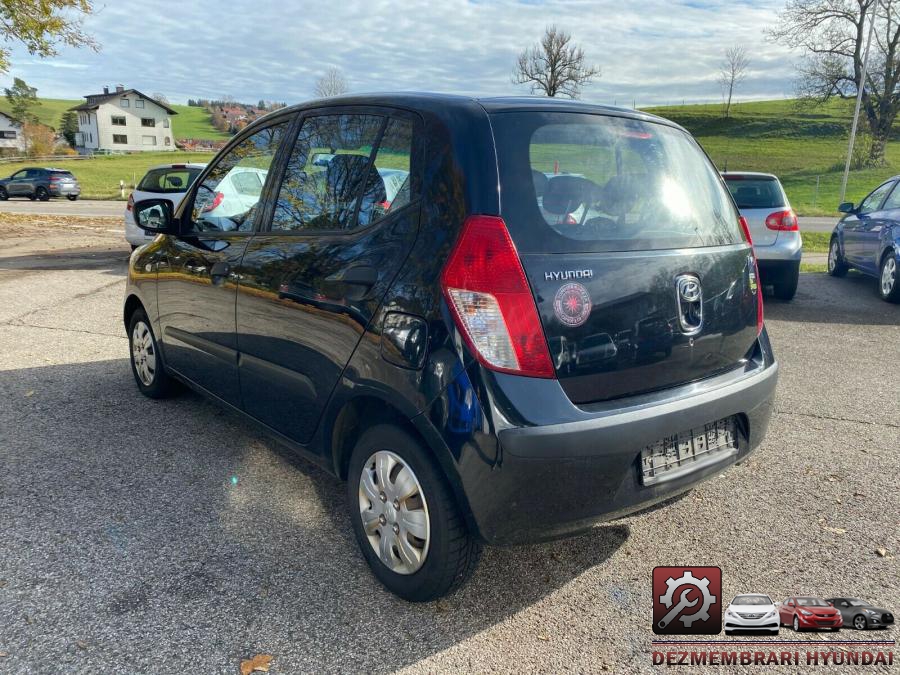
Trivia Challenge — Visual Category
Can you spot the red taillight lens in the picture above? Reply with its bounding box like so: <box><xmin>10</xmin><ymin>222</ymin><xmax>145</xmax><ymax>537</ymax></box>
<box><xmin>441</xmin><ymin>215</ymin><xmax>554</xmax><ymax>378</ymax></box>
<box><xmin>739</xmin><ymin>215</ymin><xmax>753</xmax><ymax>245</ymax></box>
<box><xmin>202</xmin><ymin>191</ymin><xmax>224</xmax><ymax>212</ymax></box>
<box><xmin>764</xmin><ymin>209</ymin><xmax>799</xmax><ymax>231</ymax></box>
<box><xmin>126</xmin><ymin>193</ymin><xmax>134</xmax><ymax>211</ymax></box>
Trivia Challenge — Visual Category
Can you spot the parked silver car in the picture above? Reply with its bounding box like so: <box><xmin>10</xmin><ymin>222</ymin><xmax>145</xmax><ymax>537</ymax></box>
<box><xmin>125</xmin><ymin>163</ymin><xmax>206</xmax><ymax>249</ymax></box>
<box><xmin>723</xmin><ymin>171</ymin><xmax>802</xmax><ymax>300</ymax></box>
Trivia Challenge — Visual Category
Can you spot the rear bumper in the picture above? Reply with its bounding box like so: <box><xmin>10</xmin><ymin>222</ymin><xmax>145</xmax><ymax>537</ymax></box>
<box><xmin>48</xmin><ymin>184</ymin><xmax>80</xmax><ymax>196</ymax></box>
<box><xmin>467</xmin><ymin>359</ymin><xmax>778</xmax><ymax>545</ymax></box>
<box><xmin>755</xmin><ymin>232</ymin><xmax>802</xmax><ymax>263</ymax></box>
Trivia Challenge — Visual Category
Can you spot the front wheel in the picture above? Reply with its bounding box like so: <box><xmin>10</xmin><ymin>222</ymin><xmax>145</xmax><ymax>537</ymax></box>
<box><xmin>36</xmin><ymin>187</ymin><xmax>50</xmax><ymax>201</ymax></box>
<box><xmin>828</xmin><ymin>238</ymin><xmax>849</xmax><ymax>277</ymax></box>
<box><xmin>793</xmin><ymin>616</ymin><xmax>801</xmax><ymax>632</ymax></box>
<box><xmin>67</xmin><ymin>195</ymin><xmax>78</xmax><ymax>201</ymax></box>
<box><xmin>128</xmin><ymin>308</ymin><xmax>177</xmax><ymax>398</ymax></box>
<box><xmin>854</xmin><ymin>614</ymin><xmax>868</xmax><ymax>630</ymax></box>
<box><xmin>878</xmin><ymin>254</ymin><xmax>900</xmax><ymax>303</ymax></box>
<box><xmin>348</xmin><ymin>424</ymin><xmax>481</xmax><ymax>601</ymax></box>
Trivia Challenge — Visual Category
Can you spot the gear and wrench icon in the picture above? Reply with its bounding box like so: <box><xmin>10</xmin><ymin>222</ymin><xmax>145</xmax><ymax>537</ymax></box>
<box><xmin>659</xmin><ymin>570</ymin><xmax>717</xmax><ymax>628</ymax></box>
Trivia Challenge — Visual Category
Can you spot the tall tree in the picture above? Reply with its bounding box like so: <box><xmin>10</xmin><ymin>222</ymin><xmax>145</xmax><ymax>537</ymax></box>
<box><xmin>0</xmin><ymin>0</ymin><xmax>98</xmax><ymax>74</ymax></box>
<box><xmin>770</xmin><ymin>0</ymin><xmax>900</xmax><ymax>164</ymax></box>
<box><xmin>719</xmin><ymin>45</ymin><xmax>750</xmax><ymax>118</ymax></box>
<box><xmin>512</xmin><ymin>25</ymin><xmax>600</xmax><ymax>98</ymax></box>
<box><xmin>59</xmin><ymin>110</ymin><xmax>78</xmax><ymax>146</ymax></box>
<box><xmin>4</xmin><ymin>77</ymin><xmax>40</xmax><ymax>123</ymax></box>
<box><xmin>152</xmin><ymin>92</ymin><xmax>169</xmax><ymax>104</ymax></box>
<box><xmin>315</xmin><ymin>67</ymin><xmax>348</xmax><ymax>98</ymax></box>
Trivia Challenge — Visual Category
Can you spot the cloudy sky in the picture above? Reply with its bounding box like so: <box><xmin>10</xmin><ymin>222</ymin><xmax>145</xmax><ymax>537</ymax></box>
<box><xmin>4</xmin><ymin>0</ymin><xmax>798</xmax><ymax>106</ymax></box>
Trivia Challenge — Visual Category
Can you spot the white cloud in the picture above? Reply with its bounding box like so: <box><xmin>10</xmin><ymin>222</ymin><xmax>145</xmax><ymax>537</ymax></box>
<box><xmin>3</xmin><ymin>0</ymin><xmax>796</xmax><ymax>105</ymax></box>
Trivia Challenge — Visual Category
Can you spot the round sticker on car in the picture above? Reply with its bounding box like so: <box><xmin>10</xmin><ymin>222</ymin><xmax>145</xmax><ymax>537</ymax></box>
<box><xmin>553</xmin><ymin>282</ymin><xmax>592</xmax><ymax>327</ymax></box>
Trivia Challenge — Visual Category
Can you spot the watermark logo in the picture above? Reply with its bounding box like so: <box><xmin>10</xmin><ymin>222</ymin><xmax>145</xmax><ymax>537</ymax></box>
<box><xmin>653</xmin><ymin>567</ymin><xmax>722</xmax><ymax>635</ymax></box>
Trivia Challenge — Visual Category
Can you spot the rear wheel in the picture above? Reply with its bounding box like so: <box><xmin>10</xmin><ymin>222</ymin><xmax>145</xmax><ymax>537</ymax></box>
<box><xmin>348</xmin><ymin>424</ymin><xmax>481</xmax><ymax>601</ymax></box>
<box><xmin>878</xmin><ymin>253</ymin><xmax>900</xmax><ymax>303</ymax></box>
<box><xmin>28</xmin><ymin>193</ymin><xmax>36</xmax><ymax>201</ymax></box>
<box><xmin>36</xmin><ymin>187</ymin><xmax>50</xmax><ymax>201</ymax></box>
<box><xmin>67</xmin><ymin>195</ymin><xmax>78</xmax><ymax>201</ymax></box>
<box><xmin>773</xmin><ymin>264</ymin><xmax>799</xmax><ymax>301</ymax></box>
<box><xmin>828</xmin><ymin>238</ymin><xmax>849</xmax><ymax>277</ymax></box>
<box><xmin>0</xmin><ymin>187</ymin><xmax>7</xmax><ymax>200</ymax></box>
<box><xmin>128</xmin><ymin>308</ymin><xmax>176</xmax><ymax>398</ymax></box>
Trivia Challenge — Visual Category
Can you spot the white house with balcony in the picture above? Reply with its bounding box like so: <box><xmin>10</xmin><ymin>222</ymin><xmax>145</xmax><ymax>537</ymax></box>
<box><xmin>0</xmin><ymin>111</ymin><xmax>26</xmax><ymax>153</ymax></box>
<box><xmin>70</xmin><ymin>85</ymin><xmax>177</xmax><ymax>153</ymax></box>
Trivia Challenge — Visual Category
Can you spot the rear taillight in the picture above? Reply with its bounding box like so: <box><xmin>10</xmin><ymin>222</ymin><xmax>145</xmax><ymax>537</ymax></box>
<box><xmin>739</xmin><ymin>215</ymin><xmax>753</xmax><ymax>245</ymax></box>
<box><xmin>765</xmin><ymin>209</ymin><xmax>798</xmax><ymax>231</ymax></box>
<box><xmin>126</xmin><ymin>193</ymin><xmax>134</xmax><ymax>211</ymax></box>
<box><xmin>441</xmin><ymin>215</ymin><xmax>554</xmax><ymax>378</ymax></box>
<box><xmin>49</xmin><ymin>175</ymin><xmax>61</xmax><ymax>182</ymax></box>
<box><xmin>202</xmin><ymin>191</ymin><xmax>224</xmax><ymax>212</ymax></box>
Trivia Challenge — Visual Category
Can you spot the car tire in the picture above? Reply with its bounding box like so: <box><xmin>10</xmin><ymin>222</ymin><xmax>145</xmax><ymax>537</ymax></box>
<box><xmin>853</xmin><ymin>614</ymin><xmax>868</xmax><ymax>630</ymax></box>
<box><xmin>725</xmin><ymin>629</ymin><xmax>733</xmax><ymax>636</ymax></box>
<box><xmin>67</xmin><ymin>195</ymin><xmax>78</xmax><ymax>201</ymax></box>
<box><xmin>770</xmin><ymin>629</ymin><xmax>780</xmax><ymax>636</ymax></box>
<box><xmin>128</xmin><ymin>308</ymin><xmax>176</xmax><ymax>399</ymax></box>
<box><xmin>773</xmin><ymin>265</ymin><xmax>800</xmax><ymax>301</ymax></box>
<box><xmin>830</xmin><ymin>627</ymin><xmax>840</xmax><ymax>632</ymax></box>
<box><xmin>36</xmin><ymin>187</ymin><xmax>50</xmax><ymax>201</ymax></box>
<box><xmin>878</xmin><ymin>252</ymin><xmax>900</xmax><ymax>303</ymax></box>
<box><xmin>793</xmin><ymin>616</ymin><xmax>801</xmax><ymax>632</ymax></box>
<box><xmin>0</xmin><ymin>187</ymin><xmax>7</xmax><ymax>200</ymax></box>
<box><xmin>28</xmin><ymin>193</ymin><xmax>36</xmax><ymax>201</ymax></box>
<box><xmin>347</xmin><ymin>423</ymin><xmax>481</xmax><ymax>602</ymax></box>
<box><xmin>828</xmin><ymin>237</ymin><xmax>849</xmax><ymax>277</ymax></box>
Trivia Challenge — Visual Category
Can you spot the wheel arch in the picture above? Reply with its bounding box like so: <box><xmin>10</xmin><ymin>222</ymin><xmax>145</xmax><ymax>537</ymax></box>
<box><xmin>123</xmin><ymin>293</ymin><xmax>145</xmax><ymax>330</ymax></box>
<box><xmin>879</xmin><ymin>243</ymin><xmax>898</xmax><ymax>265</ymax></box>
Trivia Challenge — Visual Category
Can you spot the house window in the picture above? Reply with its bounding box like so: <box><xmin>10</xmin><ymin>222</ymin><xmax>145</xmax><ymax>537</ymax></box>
<box><xmin>135</xmin><ymin>99</ymin><xmax>145</xmax><ymax>109</ymax></box>
<box><xmin>113</xmin><ymin>134</ymin><xmax>127</xmax><ymax>144</ymax></box>
<box><xmin>112</xmin><ymin>116</ymin><xmax>126</xmax><ymax>126</ymax></box>
<box><xmin>120</xmin><ymin>98</ymin><xmax>130</xmax><ymax>108</ymax></box>
<box><xmin>142</xmin><ymin>135</ymin><xmax>156</xmax><ymax>146</ymax></box>
<box><xmin>163</xmin><ymin>119</ymin><xmax>170</xmax><ymax>128</ymax></box>
<box><xmin>0</xmin><ymin>130</ymin><xmax>16</xmax><ymax>139</ymax></box>
<box><xmin>164</xmin><ymin>136</ymin><xmax>171</xmax><ymax>146</ymax></box>
<box><xmin>141</xmin><ymin>118</ymin><xmax>155</xmax><ymax>127</ymax></box>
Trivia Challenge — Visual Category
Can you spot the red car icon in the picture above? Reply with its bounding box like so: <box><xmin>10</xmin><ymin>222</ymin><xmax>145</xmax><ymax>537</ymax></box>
<box><xmin>779</xmin><ymin>596</ymin><xmax>843</xmax><ymax>631</ymax></box>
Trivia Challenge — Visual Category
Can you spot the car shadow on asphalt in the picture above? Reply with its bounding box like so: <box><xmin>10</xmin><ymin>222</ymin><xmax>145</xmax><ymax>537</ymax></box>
<box><xmin>0</xmin><ymin>247</ymin><xmax>128</xmax><ymax>277</ymax></box>
<box><xmin>763</xmin><ymin>272</ymin><xmax>900</xmax><ymax>325</ymax></box>
<box><xmin>0</xmin><ymin>358</ymin><xmax>629</xmax><ymax>672</ymax></box>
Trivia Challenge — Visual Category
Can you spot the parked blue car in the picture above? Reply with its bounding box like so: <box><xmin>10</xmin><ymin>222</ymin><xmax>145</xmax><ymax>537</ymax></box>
<box><xmin>829</xmin><ymin>179</ymin><xmax>900</xmax><ymax>302</ymax></box>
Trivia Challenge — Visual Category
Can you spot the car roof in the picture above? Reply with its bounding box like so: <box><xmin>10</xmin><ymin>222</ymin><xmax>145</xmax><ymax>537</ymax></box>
<box><xmin>721</xmin><ymin>171</ymin><xmax>779</xmax><ymax>180</ymax></box>
<box><xmin>257</xmin><ymin>91</ymin><xmax>685</xmax><ymax>131</ymax></box>
<box><xmin>146</xmin><ymin>163</ymin><xmax>207</xmax><ymax>171</ymax></box>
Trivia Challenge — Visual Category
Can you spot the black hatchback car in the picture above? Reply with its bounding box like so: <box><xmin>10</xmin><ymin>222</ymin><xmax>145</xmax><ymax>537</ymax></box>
<box><xmin>124</xmin><ymin>94</ymin><xmax>777</xmax><ymax>601</ymax></box>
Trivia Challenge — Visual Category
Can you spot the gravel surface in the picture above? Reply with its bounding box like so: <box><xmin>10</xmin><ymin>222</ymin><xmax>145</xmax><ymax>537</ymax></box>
<box><xmin>0</xmin><ymin>230</ymin><xmax>897</xmax><ymax>673</ymax></box>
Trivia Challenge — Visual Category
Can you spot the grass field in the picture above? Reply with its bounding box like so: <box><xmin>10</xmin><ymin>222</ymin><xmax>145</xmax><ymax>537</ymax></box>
<box><xmin>0</xmin><ymin>152</ymin><xmax>216</xmax><ymax>199</ymax></box>
<box><xmin>644</xmin><ymin>98</ymin><xmax>899</xmax><ymax>216</ymax></box>
<box><xmin>0</xmin><ymin>97</ymin><xmax>228</xmax><ymax>141</ymax></box>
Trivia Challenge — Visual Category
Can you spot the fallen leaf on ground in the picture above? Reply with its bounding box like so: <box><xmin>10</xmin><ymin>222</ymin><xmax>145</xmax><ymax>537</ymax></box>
<box><xmin>537</xmin><ymin>635</ymin><xmax>550</xmax><ymax>642</ymax></box>
<box><xmin>823</xmin><ymin>526</ymin><xmax>846</xmax><ymax>535</ymax></box>
<box><xmin>76</xmin><ymin>641</ymin><xmax>87</xmax><ymax>650</ymax></box>
<box><xmin>240</xmin><ymin>654</ymin><xmax>273</xmax><ymax>675</ymax></box>
<box><xmin>0</xmin><ymin>651</ymin><xmax>8</xmax><ymax>657</ymax></box>
<box><xmin>24</xmin><ymin>390</ymin><xmax>34</xmax><ymax>397</ymax></box>
<box><xmin>876</xmin><ymin>548</ymin><xmax>888</xmax><ymax>557</ymax></box>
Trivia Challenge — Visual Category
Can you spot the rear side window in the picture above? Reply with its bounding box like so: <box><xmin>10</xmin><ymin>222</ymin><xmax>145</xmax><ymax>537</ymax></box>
<box><xmin>491</xmin><ymin>112</ymin><xmax>741</xmax><ymax>253</ymax></box>
<box><xmin>724</xmin><ymin>176</ymin><xmax>786</xmax><ymax>209</ymax></box>
<box><xmin>138</xmin><ymin>167</ymin><xmax>203</xmax><ymax>193</ymax></box>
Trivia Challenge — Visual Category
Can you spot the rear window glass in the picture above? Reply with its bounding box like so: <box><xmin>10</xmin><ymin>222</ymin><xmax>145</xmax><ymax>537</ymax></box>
<box><xmin>138</xmin><ymin>167</ymin><xmax>203</xmax><ymax>193</ymax></box>
<box><xmin>491</xmin><ymin>112</ymin><xmax>742</xmax><ymax>253</ymax></box>
<box><xmin>724</xmin><ymin>176</ymin><xmax>786</xmax><ymax>209</ymax></box>
<box><xmin>50</xmin><ymin>171</ymin><xmax>74</xmax><ymax>178</ymax></box>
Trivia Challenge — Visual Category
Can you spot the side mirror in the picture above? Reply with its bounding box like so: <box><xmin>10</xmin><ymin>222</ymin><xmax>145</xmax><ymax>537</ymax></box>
<box><xmin>838</xmin><ymin>201</ymin><xmax>856</xmax><ymax>214</ymax></box>
<box><xmin>134</xmin><ymin>198</ymin><xmax>176</xmax><ymax>233</ymax></box>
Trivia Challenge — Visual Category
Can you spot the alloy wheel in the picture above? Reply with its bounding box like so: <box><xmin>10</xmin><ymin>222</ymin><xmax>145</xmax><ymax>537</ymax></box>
<box><xmin>828</xmin><ymin>241</ymin><xmax>838</xmax><ymax>272</ymax></box>
<box><xmin>793</xmin><ymin>616</ymin><xmax>800</xmax><ymax>632</ymax></box>
<box><xmin>358</xmin><ymin>450</ymin><xmax>430</xmax><ymax>575</ymax></box>
<box><xmin>131</xmin><ymin>321</ymin><xmax>157</xmax><ymax>386</ymax></box>
<box><xmin>881</xmin><ymin>257</ymin><xmax>896</xmax><ymax>296</ymax></box>
<box><xmin>854</xmin><ymin>615</ymin><xmax>867</xmax><ymax>630</ymax></box>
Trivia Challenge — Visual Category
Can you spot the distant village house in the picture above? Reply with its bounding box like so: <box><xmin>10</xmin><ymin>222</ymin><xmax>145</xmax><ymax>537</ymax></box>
<box><xmin>0</xmin><ymin>111</ymin><xmax>26</xmax><ymax>153</ymax></box>
<box><xmin>70</xmin><ymin>85</ymin><xmax>176</xmax><ymax>153</ymax></box>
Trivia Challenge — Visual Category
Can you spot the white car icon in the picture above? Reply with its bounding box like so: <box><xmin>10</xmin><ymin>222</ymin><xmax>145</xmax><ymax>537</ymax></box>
<box><xmin>724</xmin><ymin>594</ymin><xmax>780</xmax><ymax>635</ymax></box>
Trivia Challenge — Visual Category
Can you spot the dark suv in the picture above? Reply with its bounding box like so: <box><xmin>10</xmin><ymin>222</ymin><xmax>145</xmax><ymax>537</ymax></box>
<box><xmin>124</xmin><ymin>94</ymin><xmax>777</xmax><ymax>601</ymax></box>
<box><xmin>0</xmin><ymin>167</ymin><xmax>81</xmax><ymax>201</ymax></box>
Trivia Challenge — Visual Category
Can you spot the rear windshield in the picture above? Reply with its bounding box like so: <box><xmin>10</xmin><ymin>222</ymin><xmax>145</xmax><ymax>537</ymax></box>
<box><xmin>491</xmin><ymin>112</ymin><xmax>742</xmax><ymax>253</ymax></box>
<box><xmin>724</xmin><ymin>176</ymin><xmax>786</xmax><ymax>209</ymax></box>
<box><xmin>138</xmin><ymin>167</ymin><xmax>203</xmax><ymax>193</ymax></box>
<box><xmin>50</xmin><ymin>171</ymin><xmax>74</xmax><ymax>178</ymax></box>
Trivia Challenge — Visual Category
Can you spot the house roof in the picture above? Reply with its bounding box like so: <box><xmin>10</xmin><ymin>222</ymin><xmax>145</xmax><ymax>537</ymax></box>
<box><xmin>0</xmin><ymin>111</ymin><xmax>22</xmax><ymax>125</ymax></box>
<box><xmin>69</xmin><ymin>89</ymin><xmax>177</xmax><ymax>115</ymax></box>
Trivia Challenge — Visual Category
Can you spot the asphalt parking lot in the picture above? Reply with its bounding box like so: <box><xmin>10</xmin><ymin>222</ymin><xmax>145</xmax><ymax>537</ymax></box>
<box><xmin>0</xmin><ymin>216</ymin><xmax>897</xmax><ymax>673</ymax></box>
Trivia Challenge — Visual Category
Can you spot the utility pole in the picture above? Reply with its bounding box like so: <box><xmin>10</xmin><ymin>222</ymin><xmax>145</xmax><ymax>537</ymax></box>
<box><xmin>840</xmin><ymin>1</ymin><xmax>878</xmax><ymax>204</ymax></box>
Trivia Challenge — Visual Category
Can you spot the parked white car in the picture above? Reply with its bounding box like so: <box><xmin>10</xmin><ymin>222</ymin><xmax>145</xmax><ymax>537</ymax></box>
<box><xmin>724</xmin><ymin>594</ymin><xmax>780</xmax><ymax>635</ymax></box>
<box><xmin>125</xmin><ymin>163</ymin><xmax>206</xmax><ymax>249</ymax></box>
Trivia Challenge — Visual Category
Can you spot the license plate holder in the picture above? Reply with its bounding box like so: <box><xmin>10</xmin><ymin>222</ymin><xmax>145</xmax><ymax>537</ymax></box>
<box><xmin>639</xmin><ymin>417</ymin><xmax>738</xmax><ymax>485</ymax></box>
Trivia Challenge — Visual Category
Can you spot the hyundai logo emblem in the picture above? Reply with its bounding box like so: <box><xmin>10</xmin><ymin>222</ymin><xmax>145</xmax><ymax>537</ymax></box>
<box><xmin>677</xmin><ymin>277</ymin><xmax>702</xmax><ymax>303</ymax></box>
<box><xmin>675</xmin><ymin>274</ymin><xmax>703</xmax><ymax>336</ymax></box>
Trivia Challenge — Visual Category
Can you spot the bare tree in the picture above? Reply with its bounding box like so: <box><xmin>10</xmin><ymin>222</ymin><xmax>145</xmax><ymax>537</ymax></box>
<box><xmin>719</xmin><ymin>45</ymin><xmax>750</xmax><ymax>117</ymax></box>
<box><xmin>152</xmin><ymin>92</ymin><xmax>169</xmax><ymax>104</ymax></box>
<box><xmin>315</xmin><ymin>67</ymin><xmax>348</xmax><ymax>98</ymax></box>
<box><xmin>512</xmin><ymin>25</ymin><xmax>600</xmax><ymax>98</ymax></box>
<box><xmin>770</xmin><ymin>0</ymin><xmax>900</xmax><ymax>165</ymax></box>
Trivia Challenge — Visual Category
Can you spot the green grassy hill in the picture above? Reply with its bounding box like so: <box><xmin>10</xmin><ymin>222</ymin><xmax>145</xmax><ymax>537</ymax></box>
<box><xmin>644</xmin><ymin>98</ymin><xmax>898</xmax><ymax>215</ymax></box>
<box><xmin>0</xmin><ymin>97</ymin><xmax>228</xmax><ymax>141</ymax></box>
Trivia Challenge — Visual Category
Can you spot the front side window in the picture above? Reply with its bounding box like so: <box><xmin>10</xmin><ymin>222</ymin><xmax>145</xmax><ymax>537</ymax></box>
<box><xmin>111</xmin><ymin>116</ymin><xmax>126</xmax><ymax>126</ymax></box>
<box><xmin>858</xmin><ymin>181</ymin><xmax>894</xmax><ymax>214</ymax></box>
<box><xmin>189</xmin><ymin>120</ymin><xmax>289</xmax><ymax>233</ymax></box>
<box><xmin>270</xmin><ymin>113</ymin><xmax>385</xmax><ymax>232</ymax></box>
<box><xmin>879</xmin><ymin>184</ymin><xmax>900</xmax><ymax>211</ymax></box>
<box><xmin>492</xmin><ymin>112</ymin><xmax>742</xmax><ymax>253</ymax></box>
<box><xmin>113</xmin><ymin>134</ymin><xmax>127</xmax><ymax>144</ymax></box>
